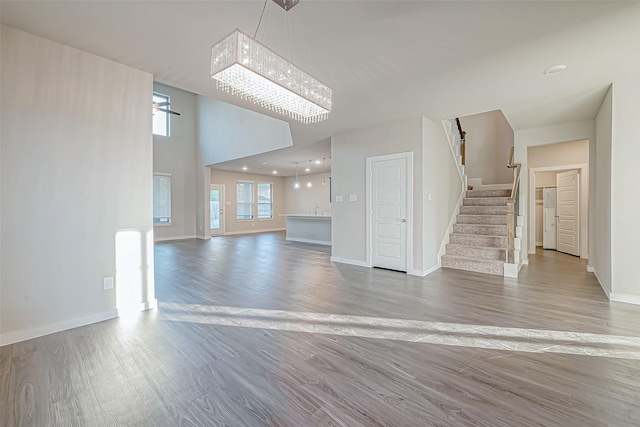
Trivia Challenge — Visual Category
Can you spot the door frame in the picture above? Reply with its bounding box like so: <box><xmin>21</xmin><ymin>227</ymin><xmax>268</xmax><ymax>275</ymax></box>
<box><xmin>210</xmin><ymin>184</ymin><xmax>226</xmax><ymax>236</ymax></box>
<box><xmin>528</xmin><ymin>163</ymin><xmax>588</xmax><ymax>259</ymax></box>
<box><xmin>366</xmin><ymin>151</ymin><xmax>414</xmax><ymax>273</ymax></box>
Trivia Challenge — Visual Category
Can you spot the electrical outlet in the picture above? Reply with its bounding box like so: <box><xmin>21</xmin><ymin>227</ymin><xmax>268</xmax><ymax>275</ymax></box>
<box><xmin>103</xmin><ymin>277</ymin><xmax>114</xmax><ymax>290</ymax></box>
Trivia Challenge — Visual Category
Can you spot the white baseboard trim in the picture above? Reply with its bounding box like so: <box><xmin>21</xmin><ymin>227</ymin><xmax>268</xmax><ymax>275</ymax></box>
<box><xmin>610</xmin><ymin>293</ymin><xmax>640</xmax><ymax>306</ymax></box>
<box><xmin>586</xmin><ymin>265</ymin><xmax>595</xmax><ymax>273</ymax></box>
<box><xmin>421</xmin><ymin>264</ymin><xmax>441</xmax><ymax>277</ymax></box>
<box><xmin>224</xmin><ymin>228</ymin><xmax>285</xmax><ymax>236</ymax></box>
<box><xmin>503</xmin><ymin>261</ymin><xmax>524</xmax><ymax>278</ymax></box>
<box><xmin>286</xmin><ymin>237</ymin><xmax>331</xmax><ymax>246</ymax></box>
<box><xmin>0</xmin><ymin>309</ymin><xmax>118</xmax><ymax>346</ymax></box>
<box><xmin>331</xmin><ymin>256</ymin><xmax>370</xmax><ymax>268</ymax></box>
<box><xmin>522</xmin><ymin>259</ymin><xmax>529</xmax><ymax>265</ymax></box>
<box><xmin>155</xmin><ymin>235</ymin><xmax>197</xmax><ymax>242</ymax></box>
<box><xmin>141</xmin><ymin>299</ymin><xmax>158</xmax><ymax>311</ymax></box>
<box><xmin>197</xmin><ymin>234</ymin><xmax>211</xmax><ymax>240</ymax></box>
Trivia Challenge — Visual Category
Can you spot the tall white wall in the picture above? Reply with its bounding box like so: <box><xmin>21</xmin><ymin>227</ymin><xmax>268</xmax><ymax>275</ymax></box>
<box><xmin>422</xmin><ymin>117</ymin><xmax>464</xmax><ymax>273</ymax></box>
<box><xmin>153</xmin><ymin>83</ymin><xmax>197</xmax><ymax>241</ymax></box>
<box><xmin>1</xmin><ymin>26</ymin><xmax>155</xmax><ymax>344</ymax></box>
<box><xmin>593</xmin><ymin>87</ymin><xmax>612</xmax><ymax>296</ymax></box>
<box><xmin>331</xmin><ymin>118</ymin><xmax>423</xmax><ymax>273</ymax></box>
<box><xmin>460</xmin><ymin>110</ymin><xmax>514</xmax><ymax>184</ymax></box>
<box><xmin>198</xmin><ymin>97</ymin><xmax>293</xmax><ymax>165</ymax></box>
<box><xmin>284</xmin><ymin>173</ymin><xmax>332</xmax><ymax>215</ymax></box>
<box><xmin>610</xmin><ymin>78</ymin><xmax>640</xmax><ymax>302</ymax></box>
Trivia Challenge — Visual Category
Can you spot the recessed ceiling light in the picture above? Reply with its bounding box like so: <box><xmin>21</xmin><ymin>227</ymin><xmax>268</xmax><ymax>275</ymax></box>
<box><xmin>261</xmin><ymin>161</ymin><xmax>268</xmax><ymax>165</ymax></box>
<box><xmin>543</xmin><ymin>64</ymin><xmax>567</xmax><ymax>75</ymax></box>
<box><xmin>272</xmin><ymin>170</ymin><xmax>278</xmax><ymax>174</ymax></box>
<box><xmin>242</xmin><ymin>166</ymin><xmax>248</xmax><ymax>170</ymax></box>
<box><xmin>305</xmin><ymin>167</ymin><xmax>310</xmax><ymax>172</ymax></box>
<box><xmin>315</xmin><ymin>160</ymin><xmax>321</xmax><ymax>164</ymax></box>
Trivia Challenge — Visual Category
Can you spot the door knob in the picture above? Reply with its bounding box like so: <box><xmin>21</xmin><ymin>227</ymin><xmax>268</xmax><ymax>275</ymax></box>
<box><xmin>401</xmin><ymin>219</ymin><xmax>406</xmax><ymax>223</ymax></box>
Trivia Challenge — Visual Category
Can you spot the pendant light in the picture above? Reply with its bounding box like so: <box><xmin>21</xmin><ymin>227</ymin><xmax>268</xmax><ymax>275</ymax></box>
<box><xmin>321</xmin><ymin>157</ymin><xmax>327</xmax><ymax>186</ymax></box>
<box><xmin>306</xmin><ymin>160</ymin><xmax>312</xmax><ymax>187</ymax></box>
<box><xmin>294</xmin><ymin>162</ymin><xmax>300</xmax><ymax>189</ymax></box>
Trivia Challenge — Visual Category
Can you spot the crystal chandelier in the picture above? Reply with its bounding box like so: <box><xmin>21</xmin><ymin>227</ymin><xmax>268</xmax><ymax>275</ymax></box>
<box><xmin>210</xmin><ymin>28</ymin><xmax>332</xmax><ymax>124</ymax></box>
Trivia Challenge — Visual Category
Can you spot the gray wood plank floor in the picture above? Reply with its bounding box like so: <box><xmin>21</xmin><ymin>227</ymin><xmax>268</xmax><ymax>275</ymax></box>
<box><xmin>2</xmin><ymin>231</ymin><xmax>640</xmax><ymax>426</ymax></box>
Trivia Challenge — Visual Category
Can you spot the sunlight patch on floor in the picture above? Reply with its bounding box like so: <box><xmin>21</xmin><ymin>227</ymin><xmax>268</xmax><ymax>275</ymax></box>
<box><xmin>158</xmin><ymin>303</ymin><xmax>640</xmax><ymax>360</ymax></box>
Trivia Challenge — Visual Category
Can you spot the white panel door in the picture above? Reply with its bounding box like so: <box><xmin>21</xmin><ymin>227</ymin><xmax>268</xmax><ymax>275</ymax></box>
<box><xmin>372</xmin><ymin>158</ymin><xmax>407</xmax><ymax>271</ymax></box>
<box><xmin>556</xmin><ymin>170</ymin><xmax>580</xmax><ymax>256</ymax></box>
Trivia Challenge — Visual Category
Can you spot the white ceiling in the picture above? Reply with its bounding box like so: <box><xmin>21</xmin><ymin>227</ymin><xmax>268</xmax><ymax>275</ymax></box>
<box><xmin>2</xmin><ymin>1</ymin><xmax>639</xmax><ymax>177</ymax></box>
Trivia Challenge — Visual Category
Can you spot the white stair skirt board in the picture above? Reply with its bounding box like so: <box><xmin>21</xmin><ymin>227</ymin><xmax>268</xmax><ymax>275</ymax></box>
<box><xmin>504</xmin><ymin>262</ymin><xmax>523</xmax><ymax>278</ymax></box>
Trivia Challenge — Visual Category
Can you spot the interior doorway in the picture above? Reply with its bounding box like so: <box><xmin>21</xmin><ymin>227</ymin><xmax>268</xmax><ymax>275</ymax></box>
<box><xmin>529</xmin><ymin>164</ymin><xmax>588</xmax><ymax>259</ymax></box>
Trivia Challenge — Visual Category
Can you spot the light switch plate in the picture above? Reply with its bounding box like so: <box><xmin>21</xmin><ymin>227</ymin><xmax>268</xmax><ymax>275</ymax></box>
<box><xmin>103</xmin><ymin>276</ymin><xmax>114</xmax><ymax>290</ymax></box>
<box><xmin>336</xmin><ymin>195</ymin><xmax>343</xmax><ymax>203</ymax></box>
<box><xmin>349</xmin><ymin>194</ymin><xmax>357</xmax><ymax>202</ymax></box>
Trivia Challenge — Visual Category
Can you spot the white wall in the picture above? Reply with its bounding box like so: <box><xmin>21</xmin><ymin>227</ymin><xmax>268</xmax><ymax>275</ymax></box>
<box><xmin>610</xmin><ymin>78</ymin><xmax>640</xmax><ymax>301</ymax></box>
<box><xmin>1</xmin><ymin>26</ymin><xmax>155</xmax><ymax>344</ymax></box>
<box><xmin>331</xmin><ymin>118</ymin><xmax>423</xmax><ymax>272</ymax></box>
<box><xmin>514</xmin><ymin>120</ymin><xmax>595</xmax><ymax>265</ymax></box>
<box><xmin>422</xmin><ymin>117</ymin><xmax>464</xmax><ymax>273</ymax></box>
<box><xmin>198</xmin><ymin>97</ymin><xmax>293</xmax><ymax>165</ymax></box>
<box><xmin>284</xmin><ymin>173</ymin><xmax>332</xmax><ymax>215</ymax></box>
<box><xmin>153</xmin><ymin>83</ymin><xmax>197</xmax><ymax>241</ymax></box>
<box><xmin>593</xmin><ymin>86</ymin><xmax>612</xmax><ymax>296</ymax></box>
<box><xmin>210</xmin><ymin>170</ymin><xmax>286</xmax><ymax>235</ymax></box>
<box><xmin>459</xmin><ymin>110</ymin><xmax>514</xmax><ymax>184</ymax></box>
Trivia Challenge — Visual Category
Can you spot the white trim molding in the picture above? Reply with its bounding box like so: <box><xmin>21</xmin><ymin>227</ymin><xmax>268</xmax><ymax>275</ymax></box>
<box><xmin>421</xmin><ymin>264</ymin><xmax>441</xmax><ymax>277</ymax></box>
<box><xmin>610</xmin><ymin>293</ymin><xmax>640</xmax><ymax>306</ymax></box>
<box><xmin>0</xmin><ymin>309</ymin><xmax>118</xmax><ymax>346</ymax></box>
<box><xmin>286</xmin><ymin>237</ymin><xmax>331</xmax><ymax>246</ymax></box>
<box><xmin>331</xmin><ymin>256</ymin><xmax>369</xmax><ymax>268</ymax></box>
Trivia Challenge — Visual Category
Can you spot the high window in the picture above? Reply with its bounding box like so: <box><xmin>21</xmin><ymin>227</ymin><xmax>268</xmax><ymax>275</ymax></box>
<box><xmin>152</xmin><ymin>92</ymin><xmax>170</xmax><ymax>136</ymax></box>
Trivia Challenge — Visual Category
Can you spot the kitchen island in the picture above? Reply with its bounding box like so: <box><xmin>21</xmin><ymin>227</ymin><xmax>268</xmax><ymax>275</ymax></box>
<box><xmin>283</xmin><ymin>214</ymin><xmax>332</xmax><ymax>246</ymax></box>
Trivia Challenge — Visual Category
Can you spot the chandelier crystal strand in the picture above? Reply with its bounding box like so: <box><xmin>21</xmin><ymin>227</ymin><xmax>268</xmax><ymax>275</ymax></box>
<box><xmin>211</xmin><ymin>29</ymin><xmax>331</xmax><ymax>124</ymax></box>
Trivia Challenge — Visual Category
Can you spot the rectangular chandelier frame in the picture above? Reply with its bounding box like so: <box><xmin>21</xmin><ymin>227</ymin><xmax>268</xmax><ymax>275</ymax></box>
<box><xmin>210</xmin><ymin>29</ymin><xmax>332</xmax><ymax>124</ymax></box>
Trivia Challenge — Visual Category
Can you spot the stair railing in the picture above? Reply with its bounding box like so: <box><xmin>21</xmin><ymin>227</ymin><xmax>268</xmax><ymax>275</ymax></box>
<box><xmin>506</xmin><ymin>146</ymin><xmax>521</xmax><ymax>263</ymax></box>
<box><xmin>455</xmin><ymin>118</ymin><xmax>466</xmax><ymax>165</ymax></box>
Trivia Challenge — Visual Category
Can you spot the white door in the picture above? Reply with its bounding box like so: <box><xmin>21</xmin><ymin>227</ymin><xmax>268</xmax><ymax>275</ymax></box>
<box><xmin>543</xmin><ymin>187</ymin><xmax>557</xmax><ymax>250</ymax></box>
<box><xmin>210</xmin><ymin>185</ymin><xmax>225</xmax><ymax>236</ymax></box>
<box><xmin>371</xmin><ymin>157</ymin><xmax>407</xmax><ymax>271</ymax></box>
<box><xmin>556</xmin><ymin>170</ymin><xmax>580</xmax><ymax>256</ymax></box>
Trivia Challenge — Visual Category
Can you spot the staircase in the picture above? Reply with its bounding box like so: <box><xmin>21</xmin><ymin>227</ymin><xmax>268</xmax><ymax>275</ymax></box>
<box><xmin>441</xmin><ymin>187</ymin><xmax>511</xmax><ymax>275</ymax></box>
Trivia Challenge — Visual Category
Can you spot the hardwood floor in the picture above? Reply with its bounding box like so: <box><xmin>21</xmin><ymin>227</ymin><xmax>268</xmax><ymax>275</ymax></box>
<box><xmin>2</xmin><ymin>232</ymin><xmax>640</xmax><ymax>426</ymax></box>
